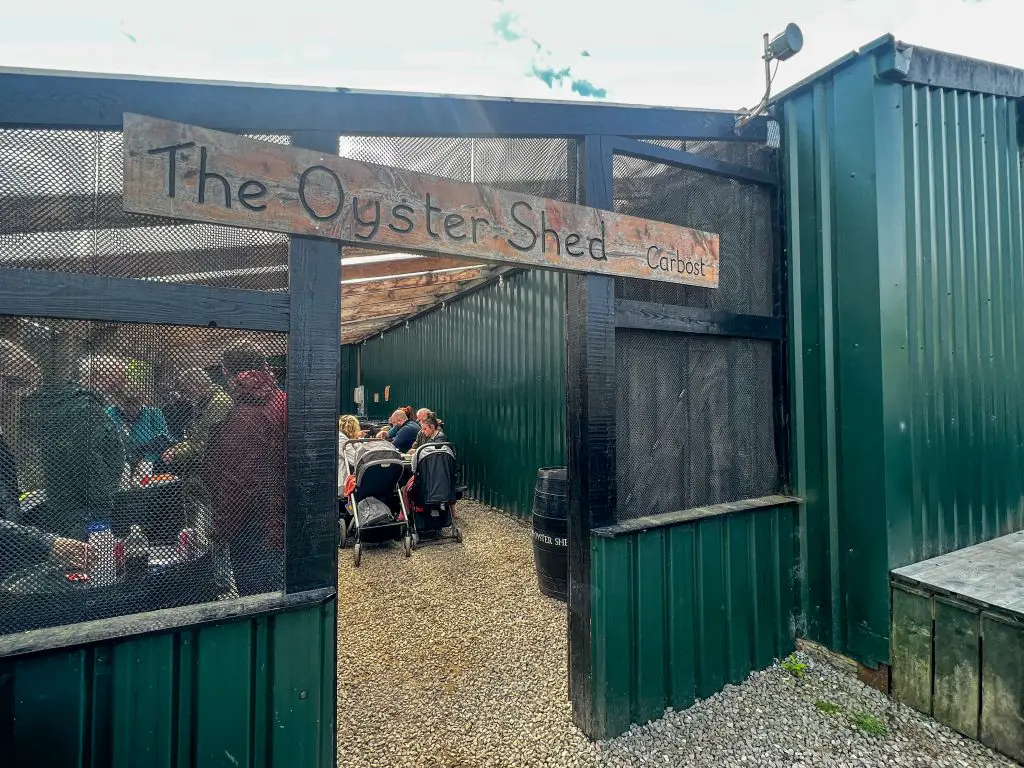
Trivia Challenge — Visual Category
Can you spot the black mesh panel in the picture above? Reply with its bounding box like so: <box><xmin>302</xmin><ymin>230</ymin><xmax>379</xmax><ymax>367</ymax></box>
<box><xmin>339</xmin><ymin>136</ymin><xmax>577</xmax><ymax>202</ymax></box>
<box><xmin>0</xmin><ymin>320</ymin><xmax>287</xmax><ymax>634</ymax></box>
<box><xmin>612</xmin><ymin>145</ymin><xmax>779</xmax><ymax>523</ymax></box>
<box><xmin>615</xmin><ymin>331</ymin><xmax>777</xmax><ymax>520</ymax></box>
<box><xmin>0</xmin><ymin>130</ymin><xmax>294</xmax><ymax>291</ymax></box>
<box><xmin>612</xmin><ymin>153</ymin><xmax>774</xmax><ymax>316</ymax></box>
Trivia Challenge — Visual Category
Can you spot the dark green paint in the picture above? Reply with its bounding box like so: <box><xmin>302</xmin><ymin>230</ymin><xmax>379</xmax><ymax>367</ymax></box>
<box><xmin>357</xmin><ymin>269</ymin><xmax>566</xmax><ymax>519</ymax></box>
<box><xmin>589</xmin><ymin>505</ymin><xmax>797</xmax><ymax>738</ymax></box>
<box><xmin>781</xmin><ymin>44</ymin><xmax>1024</xmax><ymax>667</ymax></box>
<box><xmin>339</xmin><ymin>344</ymin><xmax>359</xmax><ymax>416</ymax></box>
<box><xmin>890</xmin><ymin>585</ymin><xmax>933</xmax><ymax>715</ymax></box>
<box><xmin>980</xmin><ymin>613</ymin><xmax>1024</xmax><ymax>762</ymax></box>
<box><xmin>933</xmin><ymin>598</ymin><xmax>980</xmax><ymax>739</ymax></box>
<box><xmin>0</xmin><ymin>600</ymin><xmax>336</xmax><ymax>768</ymax></box>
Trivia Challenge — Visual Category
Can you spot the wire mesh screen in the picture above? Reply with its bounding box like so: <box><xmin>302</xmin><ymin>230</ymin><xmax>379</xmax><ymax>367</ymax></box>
<box><xmin>0</xmin><ymin>130</ymin><xmax>294</xmax><ymax>291</ymax></box>
<box><xmin>615</xmin><ymin>331</ymin><xmax>778</xmax><ymax>520</ymax></box>
<box><xmin>0</xmin><ymin>319</ymin><xmax>287</xmax><ymax>635</ymax></box>
<box><xmin>613</xmin><ymin>153</ymin><xmax>775</xmax><ymax>316</ymax></box>
<box><xmin>639</xmin><ymin>128</ymin><xmax>780</xmax><ymax>171</ymax></box>
<box><xmin>339</xmin><ymin>136</ymin><xmax>577</xmax><ymax>202</ymax></box>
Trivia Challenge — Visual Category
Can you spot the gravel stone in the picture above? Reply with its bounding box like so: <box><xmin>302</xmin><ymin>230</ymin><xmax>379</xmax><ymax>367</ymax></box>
<box><xmin>338</xmin><ymin>501</ymin><xmax>1013</xmax><ymax>768</ymax></box>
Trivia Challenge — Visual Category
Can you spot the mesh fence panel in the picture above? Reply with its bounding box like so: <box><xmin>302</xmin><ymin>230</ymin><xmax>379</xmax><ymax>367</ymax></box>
<box><xmin>612</xmin><ymin>148</ymin><xmax>779</xmax><ymax>522</ymax></box>
<box><xmin>639</xmin><ymin>129</ymin><xmax>780</xmax><ymax>171</ymax></box>
<box><xmin>615</xmin><ymin>331</ymin><xmax>777</xmax><ymax>520</ymax></box>
<box><xmin>0</xmin><ymin>320</ymin><xmax>287</xmax><ymax>634</ymax></box>
<box><xmin>0</xmin><ymin>130</ymin><xmax>293</xmax><ymax>291</ymax></box>
<box><xmin>339</xmin><ymin>136</ymin><xmax>577</xmax><ymax>202</ymax></box>
<box><xmin>613</xmin><ymin>152</ymin><xmax>774</xmax><ymax>316</ymax></box>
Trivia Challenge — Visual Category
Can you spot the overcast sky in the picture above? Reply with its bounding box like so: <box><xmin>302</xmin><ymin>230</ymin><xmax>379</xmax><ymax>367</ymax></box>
<box><xmin>0</xmin><ymin>0</ymin><xmax>1018</xmax><ymax>110</ymax></box>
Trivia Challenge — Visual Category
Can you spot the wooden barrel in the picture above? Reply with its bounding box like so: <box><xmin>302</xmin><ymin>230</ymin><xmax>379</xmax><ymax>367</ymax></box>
<box><xmin>531</xmin><ymin>467</ymin><xmax>568</xmax><ymax>601</ymax></box>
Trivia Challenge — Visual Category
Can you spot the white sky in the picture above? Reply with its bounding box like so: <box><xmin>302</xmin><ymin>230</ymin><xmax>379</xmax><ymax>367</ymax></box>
<box><xmin>0</xmin><ymin>0</ymin><xmax>1019</xmax><ymax>110</ymax></box>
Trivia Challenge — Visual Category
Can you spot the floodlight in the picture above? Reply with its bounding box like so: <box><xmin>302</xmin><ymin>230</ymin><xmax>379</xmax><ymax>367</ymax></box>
<box><xmin>767</xmin><ymin>24</ymin><xmax>803</xmax><ymax>62</ymax></box>
<box><xmin>735</xmin><ymin>23</ymin><xmax>805</xmax><ymax>132</ymax></box>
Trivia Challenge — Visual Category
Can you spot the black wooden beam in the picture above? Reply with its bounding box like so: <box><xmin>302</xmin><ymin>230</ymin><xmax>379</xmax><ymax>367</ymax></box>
<box><xmin>0</xmin><ymin>67</ymin><xmax>769</xmax><ymax>142</ymax></box>
<box><xmin>567</xmin><ymin>136</ymin><xmax>618</xmax><ymax>739</ymax></box>
<box><xmin>606</xmin><ymin>135</ymin><xmax>778</xmax><ymax>188</ymax></box>
<box><xmin>0</xmin><ymin>267</ymin><xmax>289</xmax><ymax>331</ymax></box>
<box><xmin>614</xmin><ymin>299</ymin><xmax>783</xmax><ymax>340</ymax></box>
<box><xmin>285</xmin><ymin>130</ymin><xmax>341</xmax><ymax>594</ymax></box>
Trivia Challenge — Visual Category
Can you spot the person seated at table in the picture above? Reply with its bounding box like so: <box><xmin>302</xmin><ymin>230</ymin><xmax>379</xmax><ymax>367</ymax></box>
<box><xmin>338</xmin><ymin>414</ymin><xmax>364</xmax><ymax>442</ymax></box>
<box><xmin>375</xmin><ymin>405</ymin><xmax>415</xmax><ymax>440</ymax></box>
<box><xmin>0</xmin><ymin>340</ymin><xmax>91</xmax><ymax>578</ymax></box>
<box><xmin>382</xmin><ymin>408</ymin><xmax>419</xmax><ymax>452</ymax></box>
<box><xmin>102</xmin><ymin>358</ymin><xmax>172</xmax><ymax>473</ymax></box>
<box><xmin>411</xmin><ymin>409</ymin><xmax>447</xmax><ymax>451</ymax></box>
<box><xmin>416</xmin><ymin>413</ymin><xmax>447</xmax><ymax>446</ymax></box>
<box><xmin>19</xmin><ymin>354</ymin><xmax>127</xmax><ymax>539</ymax></box>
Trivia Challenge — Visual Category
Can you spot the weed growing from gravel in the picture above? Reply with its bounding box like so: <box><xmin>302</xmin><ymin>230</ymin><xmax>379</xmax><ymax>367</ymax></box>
<box><xmin>814</xmin><ymin>700</ymin><xmax>844</xmax><ymax>715</ymax></box>
<box><xmin>852</xmin><ymin>712</ymin><xmax>888</xmax><ymax>737</ymax></box>
<box><xmin>813</xmin><ymin>698</ymin><xmax>889</xmax><ymax>739</ymax></box>
<box><xmin>781</xmin><ymin>655</ymin><xmax>808</xmax><ymax>679</ymax></box>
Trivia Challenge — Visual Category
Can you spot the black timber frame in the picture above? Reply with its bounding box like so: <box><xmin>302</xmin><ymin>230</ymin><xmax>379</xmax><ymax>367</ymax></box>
<box><xmin>567</xmin><ymin>132</ymin><xmax>787</xmax><ymax>734</ymax></box>
<box><xmin>0</xmin><ymin>68</ymin><xmax>782</xmax><ymax>740</ymax></box>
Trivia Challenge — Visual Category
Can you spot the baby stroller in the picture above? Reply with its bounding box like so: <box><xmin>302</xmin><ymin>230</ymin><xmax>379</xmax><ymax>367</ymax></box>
<box><xmin>340</xmin><ymin>438</ymin><xmax>412</xmax><ymax>566</ymax></box>
<box><xmin>407</xmin><ymin>442</ymin><xmax>462</xmax><ymax>548</ymax></box>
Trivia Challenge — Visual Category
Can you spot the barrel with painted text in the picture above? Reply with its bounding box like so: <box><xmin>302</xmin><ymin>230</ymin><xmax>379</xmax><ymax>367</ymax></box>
<box><xmin>531</xmin><ymin>467</ymin><xmax>568</xmax><ymax>602</ymax></box>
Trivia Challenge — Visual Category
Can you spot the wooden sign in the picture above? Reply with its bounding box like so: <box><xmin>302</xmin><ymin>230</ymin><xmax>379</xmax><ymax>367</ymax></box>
<box><xmin>122</xmin><ymin>114</ymin><xmax>719</xmax><ymax>287</ymax></box>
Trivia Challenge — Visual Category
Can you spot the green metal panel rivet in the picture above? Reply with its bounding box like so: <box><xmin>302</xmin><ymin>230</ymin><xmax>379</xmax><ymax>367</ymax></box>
<box><xmin>300</xmin><ymin>690</ymin><xmax>308</xmax><ymax>699</ymax></box>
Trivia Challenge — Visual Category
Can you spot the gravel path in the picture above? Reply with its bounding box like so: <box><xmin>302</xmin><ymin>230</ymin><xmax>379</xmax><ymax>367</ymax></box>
<box><xmin>337</xmin><ymin>501</ymin><xmax>1012</xmax><ymax>768</ymax></box>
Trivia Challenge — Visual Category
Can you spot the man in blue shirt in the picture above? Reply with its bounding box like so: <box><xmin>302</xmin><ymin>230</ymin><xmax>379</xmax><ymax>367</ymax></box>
<box><xmin>387</xmin><ymin>409</ymin><xmax>420</xmax><ymax>452</ymax></box>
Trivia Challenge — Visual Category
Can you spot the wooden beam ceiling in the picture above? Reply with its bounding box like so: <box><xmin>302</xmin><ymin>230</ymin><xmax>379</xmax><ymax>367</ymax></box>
<box><xmin>341</xmin><ymin>255</ymin><xmax>476</xmax><ymax>281</ymax></box>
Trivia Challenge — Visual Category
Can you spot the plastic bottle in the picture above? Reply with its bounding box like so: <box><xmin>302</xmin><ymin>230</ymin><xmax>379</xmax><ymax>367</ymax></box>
<box><xmin>86</xmin><ymin>523</ymin><xmax>116</xmax><ymax>587</ymax></box>
<box><xmin>124</xmin><ymin>524</ymin><xmax>150</xmax><ymax>582</ymax></box>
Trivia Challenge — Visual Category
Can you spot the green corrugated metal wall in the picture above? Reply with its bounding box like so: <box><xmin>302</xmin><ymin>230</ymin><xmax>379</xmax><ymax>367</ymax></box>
<box><xmin>589</xmin><ymin>505</ymin><xmax>798</xmax><ymax>738</ymax></box>
<box><xmin>358</xmin><ymin>269</ymin><xmax>566</xmax><ymax>518</ymax></box>
<box><xmin>782</xmin><ymin>45</ymin><xmax>1024</xmax><ymax>666</ymax></box>
<box><xmin>339</xmin><ymin>343</ymin><xmax>359</xmax><ymax>416</ymax></box>
<box><xmin>0</xmin><ymin>600</ymin><xmax>336</xmax><ymax>768</ymax></box>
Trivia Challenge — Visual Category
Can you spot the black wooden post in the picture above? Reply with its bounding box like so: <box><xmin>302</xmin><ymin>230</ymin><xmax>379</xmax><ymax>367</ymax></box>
<box><xmin>567</xmin><ymin>136</ymin><xmax>618</xmax><ymax>736</ymax></box>
<box><xmin>286</xmin><ymin>130</ymin><xmax>341</xmax><ymax>593</ymax></box>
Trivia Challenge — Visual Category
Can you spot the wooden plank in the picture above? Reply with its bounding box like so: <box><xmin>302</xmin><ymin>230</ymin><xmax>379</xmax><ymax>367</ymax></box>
<box><xmin>340</xmin><ymin>256</ymin><xmax>472</xmax><ymax>281</ymax></box>
<box><xmin>122</xmin><ymin>114</ymin><xmax>720</xmax><ymax>288</ymax></box>
<box><xmin>591</xmin><ymin>495</ymin><xmax>800</xmax><ymax>537</ymax></box>
<box><xmin>0</xmin><ymin>266</ymin><xmax>290</xmax><ymax>332</ymax></box>
<box><xmin>890</xmin><ymin>584</ymin><xmax>934</xmax><ymax>715</ymax></box>
<box><xmin>980</xmin><ymin>612</ymin><xmax>1024</xmax><ymax>762</ymax></box>
<box><xmin>341</xmin><ymin>304</ymin><xmax>425</xmax><ymax>324</ymax></box>
<box><xmin>891</xmin><ymin>531</ymin><xmax>1024</xmax><ymax>620</ymax></box>
<box><xmin>285</xmin><ymin>128</ymin><xmax>341</xmax><ymax>594</ymax></box>
<box><xmin>341</xmin><ymin>268</ymin><xmax>486</xmax><ymax>297</ymax></box>
<box><xmin>615</xmin><ymin>299</ymin><xmax>783</xmax><ymax>340</ymax></box>
<box><xmin>341</xmin><ymin>284</ymin><xmax>464</xmax><ymax>309</ymax></box>
<box><xmin>933</xmin><ymin>597</ymin><xmax>980</xmax><ymax>738</ymax></box>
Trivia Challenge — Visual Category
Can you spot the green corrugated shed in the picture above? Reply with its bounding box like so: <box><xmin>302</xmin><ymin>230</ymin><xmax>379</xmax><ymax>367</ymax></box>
<box><xmin>779</xmin><ymin>35</ymin><xmax>1024</xmax><ymax>666</ymax></box>
<box><xmin>589</xmin><ymin>502</ymin><xmax>798</xmax><ymax>738</ymax></box>
<box><xmin>339</xmin><ymin>343</ymin><xmax>359</xmax><ymax>416</ymax></box>
<box><xmin>0</xmin><ymin>600</ymin><xmax>336</xmax><ymax>768</ymax></box>
<box><xmin>358</xmin><ymin>269</ymin><xmax>566</xmax><ymax>518</ymax></box>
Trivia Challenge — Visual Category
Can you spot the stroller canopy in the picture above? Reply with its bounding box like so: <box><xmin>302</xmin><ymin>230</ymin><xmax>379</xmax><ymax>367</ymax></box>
<box><xmin>412</xmin><ymin>443</ymin><xmax>457</xmax><ymax>505</ymax></box>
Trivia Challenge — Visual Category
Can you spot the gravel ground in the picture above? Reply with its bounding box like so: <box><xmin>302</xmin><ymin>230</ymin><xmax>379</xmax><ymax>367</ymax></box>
<box><xmin>337</xmin><ymin>501</ymin><xmax>1013</xmax><ymax>768</ymax></box>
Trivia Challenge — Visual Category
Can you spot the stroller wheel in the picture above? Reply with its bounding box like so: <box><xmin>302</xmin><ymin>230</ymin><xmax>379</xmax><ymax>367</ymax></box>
<box><xmin>338</xmin><ymin>518</ymin><xmax>348</xmax><ymax>549</ymax></box>
<box><xmin>403</xmin><ymin>535</ymin><xmax>412</xmax><ymax>557</ymax></box>
<box><xmin>411</xmin><ymin>531</ymin><xmax>419</xmax><ymax>549</ymax></box>
<box><xmin>353</xmin><ymin>542</ymin><xmax>362</xmax><ymax>567</ymax></box>
<box><xmin>454</xmin><ymin>527</ymin><xmax>463</xmax><ymax>544</ymax></box>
